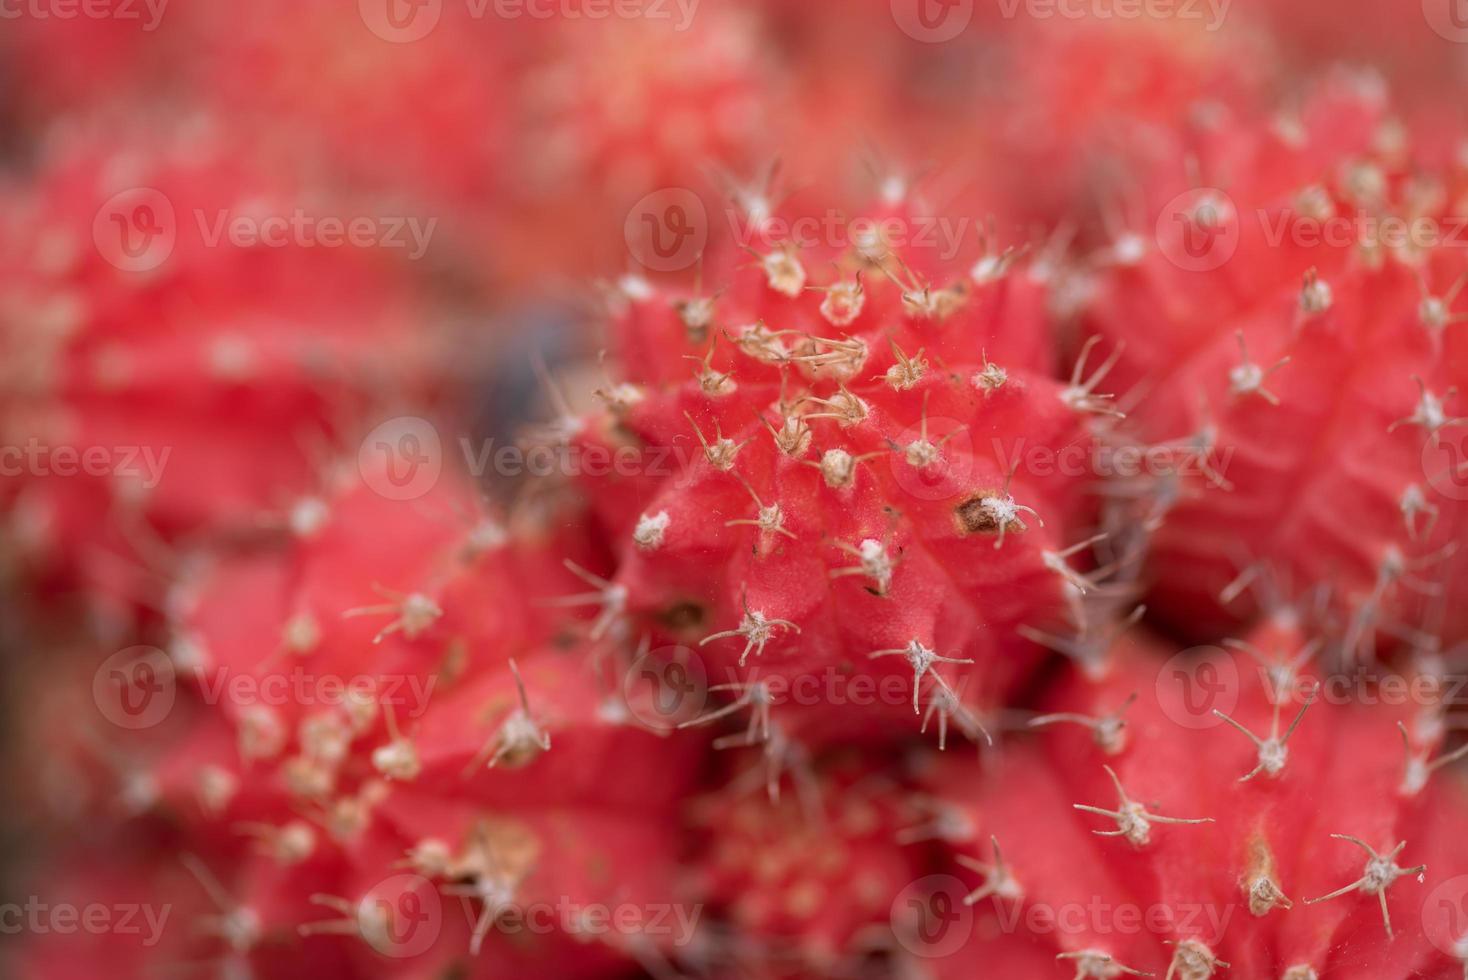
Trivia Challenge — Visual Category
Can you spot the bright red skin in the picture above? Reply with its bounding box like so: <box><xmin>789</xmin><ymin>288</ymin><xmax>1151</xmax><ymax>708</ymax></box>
<box><xmin>690</xmin><ymin>750</ymin><xmax>927</xmax><ymax>975</ymax></box>
<box><xmin>919</xmin><ymin>622</ymin><xmax>1468</xmax><ymax>979</ymax></box>
<box><xmin>0</xmin><ymin>121</ymin><xmax>433</xmax><ymax>611</ymax></box>
<box><xmin>1081</xmin><ymin>73</ymin><xmax>1468</xmax><ymax>649</ymax></box>
<box><xmin>32</xmin><ymin>465</ymin><xmax>709</xmax><ymax>979</ymax></box>
<box><xmin>566</xmin><ymin>200</ymin><xmax>1103</xmax><ymax>742</ymax></box>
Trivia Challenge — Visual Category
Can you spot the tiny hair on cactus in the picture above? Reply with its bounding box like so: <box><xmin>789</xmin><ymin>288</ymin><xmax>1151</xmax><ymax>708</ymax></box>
<box><xmin>1210</xmin><ymin>682</ymin><xmax>1316</xmax><ymax>781</ymax></box>
<box><xmin>341</xmin><ymin>585</ymin><xmax>443</xmax><ymax>644</ymax></box>
<box><xmin>701</xmin><ymin>599</ymin><xmax>800</xmax><ymax>667</ymax></box>
<box><xmin>1072</xmin><ymin>764</ymin><xmax>1215</xmax><ymax>847</ymax></box>
<box><xmin>868</xmin><ymin>639</ymin><xmax>975</xmax><ymax>715</ymax></box>
<box><xmin>1302</xmin><ymin>835</ymin><xmax>1426</xmax><ymax>939</ymax></box>
<box><xmin>463</xmin><ymin>659</ymin><xmax>552</xmax><ymax>774</ymax></box>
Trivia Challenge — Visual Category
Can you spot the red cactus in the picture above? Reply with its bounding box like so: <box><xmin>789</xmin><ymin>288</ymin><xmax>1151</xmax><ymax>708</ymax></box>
<box><xmin>690</xmin><ymin>749</ymin><xmax>925</xmax><ymax>975</ymax></box>
<box><xmin>1079</xmin><ymin>71</ymin><xmax>1468</xmax><ymax>653</ymax></box>
<box><xmin>0</xmin><ymin>118</ymin><xmax>434</xmax><ymax>605</ymax></box>
<box><xmin>556</xmin><ymin>191</ymin><xmax>1113</xmax><ymax>744</ymax></box>
<box><xmin>31</xmin><ymin>456</ymin><xmax>712</xmax><ymax>978</ymax></box>
<box><xmin>12</xmin><ymin>16</ymin><xmax>1468</xmax><ymax>980</ymax></box>
<box><xmin>913</xmin><ymin>618</ymin><xmax>1468</xmax><ymax>979</ymax></box>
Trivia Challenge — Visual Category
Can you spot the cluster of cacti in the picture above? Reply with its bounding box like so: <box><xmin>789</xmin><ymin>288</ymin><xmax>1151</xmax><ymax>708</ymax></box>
<box><xmin>7</xmin><ymin>4</ymin><xmax>1468</xmax><ymax>980</ymax></box>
